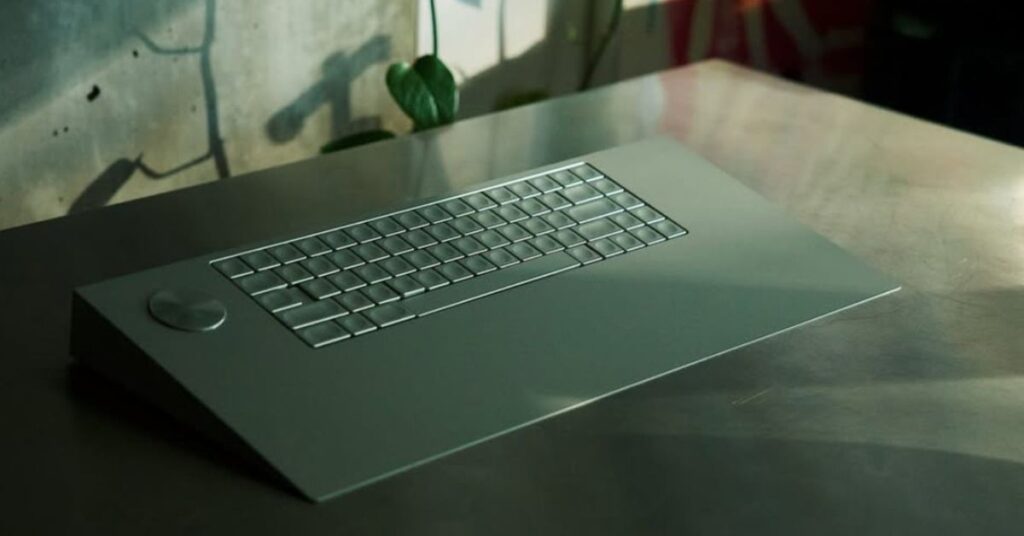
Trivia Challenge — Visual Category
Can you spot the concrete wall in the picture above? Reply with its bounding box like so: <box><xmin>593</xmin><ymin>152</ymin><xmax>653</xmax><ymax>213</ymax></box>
<box><xmin>0</xmin><ymin>0</ymin><xmax>415</xmax><ymax>230</ymax></box>
<box><xmin>1</xmin><ymin>0</ymin><xmax>869</xmax><ymax>231</ymax></box>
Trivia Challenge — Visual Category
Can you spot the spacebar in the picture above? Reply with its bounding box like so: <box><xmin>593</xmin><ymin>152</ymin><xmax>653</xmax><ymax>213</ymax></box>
<box><xmin>403</xmin><ymin>252</ymin><xmax>580</xmax><ymax>317</ymax></box>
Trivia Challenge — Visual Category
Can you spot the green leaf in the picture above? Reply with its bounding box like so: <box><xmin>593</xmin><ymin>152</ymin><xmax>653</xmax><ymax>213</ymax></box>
<box><xmin>386</xmin><ymin>55</ymin><xmax>458</xmax><ymax>130</ymax></box>
<box><xmin>320</xmin><ymin>129</ymin><xmax>396</xmax><ymax>154</ymax></box>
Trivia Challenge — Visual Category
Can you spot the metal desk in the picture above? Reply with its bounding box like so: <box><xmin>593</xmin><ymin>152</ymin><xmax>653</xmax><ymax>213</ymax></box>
<box><xmin>3</xmin><ymin>60</ymin><xmax>1022</xmax><ymax>534</ymax></box>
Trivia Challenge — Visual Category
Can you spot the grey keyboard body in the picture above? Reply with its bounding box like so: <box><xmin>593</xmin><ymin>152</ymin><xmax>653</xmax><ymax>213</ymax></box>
<box><xmin>70</xmin><ymin>138</ymin><xmax>899</xmax><ymax>502</ymax></box>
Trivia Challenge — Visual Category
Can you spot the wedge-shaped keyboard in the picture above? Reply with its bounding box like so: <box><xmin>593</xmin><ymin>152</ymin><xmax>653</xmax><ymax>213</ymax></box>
<box><xmin>211</xmin><ymin>164</ymin><xmax>688</xmax><ymax>348</ymax></box>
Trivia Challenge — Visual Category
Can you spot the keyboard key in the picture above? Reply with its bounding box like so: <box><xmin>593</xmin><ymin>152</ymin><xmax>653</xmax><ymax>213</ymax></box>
<box><xmin>337</xmin><ymin>314</ymin><xmax>376</xmax><ymax>336</ymax></box>
<box><xmin>404</xmin><ymin>229</ymin><xmax>437</xmax><ymax>249</ymax></box>
<box><xmin>274</xmin><ymin>264</ymin><xmax>314</xmax><ymax>285</ymax></box>
<box><xmin>279</xmin><ymin>299</ymin><xmax>346</xmax><ymax>329</ymax></box>
<box><xmin>486</xmin><ymin>187</ymin><xmax>518</xmax><ymax>205</ymax></box>
<box><xmin>529</xmin><ymin>235</ymin><xmax>564</xmax><ymax>254</ymax></box>
<box><xmin>631</xmin><ymin>227</ymin><xmax>666</xmax><ymax>246</ymax></box>
<box><xmin>268</xmin><ymin>243</ymin><xmax>305</xmax><ymax>264</ymax></box>
<box><xmin>327</xmin><ymin>270</ymin><xmax>367</xmax><ymax>292</ymax></box>
<box><xmin>238</xmin><ymin>271</ymin><xmax>288</xmax><ymax>295</ymax></box>
<box><xmin>426</xmin><ymin>222</ymin><xmax>460</xmax><ymax>242</ymax></box>
<box><xmin>461</xmin><ymin>256</ymin><xmax>497</xmax><ymax>275</ymax></box>
<box><xmin>241</xmin><ymin>250</ymin><xmax>280</xmax><ymax>271</ymax></box>
<box><xmin>569</xmin><ymin>164</ymin><xmax>602</xmax><ymax>181</ymax></box>
<box><xmin>450</xmin><ymin>216</ymin><xmax>484</xmax><ymax>235</ymax></box>
<box><xmin>542</xmin><ymin>212</ymin><xmax>575</xmax><ymax>230</ymax></box>
<box><xmin>575</xmin><ymin>219</ymin><xmax>622</xmax><ymax>241</ymax></box>
<box><xmin>566</xmin><ymin>245</ymin><xmax>602</xmax><ymax>265</ymax></box>
<box><xmin>538</xmin><ymin>192</ymin><xmax>571</xmax><ymax>211</ymax></box>
<box><xmin>364</xmin><ymin>303</ymin><xmax>414</xmax><ymax>328</ymax></box>
<box><xmin>354</xmin><ymin>243</ymin><xmax>389</xmax><ymax>263</ymax></box>
<box><xmin>418</xmin><ymin>205</ymin><xmax>453</xmax><ymax>224</ymax></box>
<box><xmin>353</xmin><ymin>263</ymin><xmax>391</xmax><ymax>284</ymax></box>
<box><xmin>452</xmin><ymin>236</ymin><xmax>487</xmax><ymax>257</ymax></box>
<box><xmin>442</xmin><ymin>199</ymin><xmax>474</xmax><ymax>217</ymax></box>
<box><xmin>438</xmin><ymin>262</ymin><xmax>473</xmax><ymax>282</ymax></box>
<box><xmin>257</xmin><ymin>288</ymin><xmax>305</xmax><ymax>313</ymax></box>
<box><xmin>496</xmin><ymin>205</ymin><xmax>528</xmax><ymax>223</ymax></box>
<box><xmin>498</xmin><ymin>223</ymin><xmax>531</xmax><ymax>243</ymax></box>
<box><xmin>476</xmin><ymin>229</ymin><xmax>510</xmax><ymax>249</ymax></box>
<box><xmin>213</xmin><ymin>258</ymin><xmax>252</xmax><ymax>279</ymax></box>
<box><xmin>590</xmin><ymin>177</ymin><xmax>623</xmax><ymax>195</ymax></box>
<box><xmin>550</xmin><ymin>170</ymin><xmax>581</xmax><ymax>187</ymax></box>
<box><xmin>590</xmin><ymin>238</ymin><xmax>625</xmax><ymax>258</ymax></box>
<box><xmin>465</xmin><ymin>193</ymin><xmax>498</xmax><ymax>211</ymax></box>
<box><xmin>508</xmin><ymin>242</ymin><xmax>542</xmax><ymax>262</ymax></box>
<box><xmin>552</xmin><ymin>229</ymin><xmax>585</xmax><ymax>248</ymax></box>
<box><xmin>630</xmin><ymin>206</ymin><xmax>664</xmax><ymax>224</ymax></box>
<box><xmin>363</xmin><ymin>283</ymin><xmax>400</xmax><ymax>304</ymax></box>
<box><xmin>472</xmin><ymin>211</ymin><xmax>506</xmax><ymax>229</ymax></box>
<box><xmin>328</xmin><ymin>249</ymin><xmax>364</xmax><ymax>270</ymax></box>
<box><xmin>381</xmin><ymin>257</ymin><xmax>416</xmax><ymax>277</ymax></box>
<box><xmin>412</xmin><ymin>268</ymin><xmax>450</xmax><ymax>290</ymax></box>
<box><xmin>564</xmin><ymin>198</ymin><xmax>622</xmax><ymax>224</ymax></box>
<box><xmin>509</xmin><ymin>182</ymin><xmax>541</xmax><ymax>199</ymax></box>
<box><xmin>402</xmin><ymin>250</ymin><xmax>440</xmax><ymax>270</ymax></box>
<box><xmin>521</xmin><ymin>217</ymin><xmax>555</xmax><ymax>236</ymax></box>
<box><xmin>294</xmin><ymin>237</ymin><xmax>331</xmax><ymax>257</ymax></box>
<box><xmin>528</xmin><ymin>175</ymin><xmax>561</xmax><ymax>193</ymax></box>
<box><xmin>298</xmin><ymin>321</ymin><xmax>350</xmax><ymax>348</ymax></box>
<box><xmin>427</xmin><ymin>242</ymin><xmax>464</xmax><ymax>263</ymax></box>
<box><xmin>321</xmin><ymin>230</ymin><xmax>357</xmax><ymax>250</ymax></box>
<box><xmin>516</xmin><ymin>198</ymin><xmax>550</xmax><ymax>217</ymax></box>
<box><xmin>404</xmin><ymin>252</ymin><xmax>579</xmax><ymax>316</ymax></box>
<box><xmin>337</xmin><ymin>291</ymin><xmax>374</xmax><ymax>313</ymax></box>
<box><xmin>379</xmin><ymin>236</ymin><xmax>414</xmax><ymax>256</ymax></box>
<box><xmin>370</xmin><ymin>217</ymin><xmax>405</xmax><ymax>237</ymax></box>
<box><xmin>611</xmin><ymin>232</ymin><xmax>645</xmax><ymax>252</ymax></box>
<box><xmin>387</xmin><ymin>275</ymin><xmax>426</xmax><ymax>298</ymax></box>
<box><xmin>300</xmin><ymin>278</ymin><xmax>341</xmax><ymax>300</ymax></box>
<box><xmin>300</xmin><ymin>256</ymin><xmax>339</xmax><ymax>277</ymax></box>
<box><xmin>346</xmin><ymin>224</ymin><xmax>382</xmax><ymax>243</ymax></box>
<box><xmin>610</xmin><ymin>192</ymin><xmax>643</xmax><ymax>210</ymax></box>
<box><xmin>611</xmin><ymin>212</ymin><xmax>644</xmax><ymax>230</ymax></box>
<box><xmin>562</xmin><ymin>184</ymin><xmax>602</xmax><ymax>204</ymax></box>
<box><xmin>396</xmin><ymin>211</ymin><xmax>430</xmax><ymax>230</ymax></box>
<box><xmin>484</xmin><ymin>248</ymin><xmax>519</xmax><ymax>268</ymax></box>
<box><xmin>652</xmin><ymin>220</ymin><xmax>688</xmax><ymax>238</ymax></box>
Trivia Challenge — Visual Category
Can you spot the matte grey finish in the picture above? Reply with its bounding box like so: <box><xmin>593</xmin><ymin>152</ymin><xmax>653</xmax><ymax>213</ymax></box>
<box><xmin>71</xmin><ymin>138</ymin><xmax>898</xmax><ymax>502</ymax></box>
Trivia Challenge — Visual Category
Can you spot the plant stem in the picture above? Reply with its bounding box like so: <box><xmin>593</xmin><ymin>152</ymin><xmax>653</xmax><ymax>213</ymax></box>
<box><xmin>430</xmin><ymin>0</ymin><xmax>438</xmax><ymax>56</ymax></box>
<box><xmin>580</xmin><ymin>0</ymin><xmax>622</xmax><ymax>91</ymax></box>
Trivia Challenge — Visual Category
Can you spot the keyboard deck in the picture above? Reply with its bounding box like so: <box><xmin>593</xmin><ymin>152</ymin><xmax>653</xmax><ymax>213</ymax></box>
<box><xmin>210</xmin><ymin>163</ymin><xmax>687</xmax><ymax>349</ymax></box>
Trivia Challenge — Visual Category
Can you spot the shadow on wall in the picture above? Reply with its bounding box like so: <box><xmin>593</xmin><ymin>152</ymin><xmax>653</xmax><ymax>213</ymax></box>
<box><xmin>68</xmin><ymin>0</ymin><xmax>873</xmax><ymax>216</ymax></box>
<box><xmin>70</xmin><ymin>22</ymin><xmax>392</xmax><ymax>215</ymax></box>
<box><xmin>70</xmin><ymin>0</ymin><xmax>228</xmax><ymax>214</ymax></box>
<box><xmin>266</xmin><ymin>35</ymin><xmax>391</xmax><ymax>144</ymax></box>
<box><xmin>0</xmin><ymin>0</ymin><xmax>199</xmax><ymax>130</ymax></box>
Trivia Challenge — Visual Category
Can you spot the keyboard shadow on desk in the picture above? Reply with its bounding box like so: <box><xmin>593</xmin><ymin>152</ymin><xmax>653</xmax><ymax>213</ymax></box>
<box><xmin>64</xmin><ymin>362</ymin><xmax>300</xmax><ymax>499</ymax></box>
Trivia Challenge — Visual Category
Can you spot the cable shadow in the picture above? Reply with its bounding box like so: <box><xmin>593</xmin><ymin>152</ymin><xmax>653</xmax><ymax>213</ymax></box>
<box><xmin>67</xmin><ymin>156</ymin><xmax>141</xmax><ymax>214</ymax></box>
<box><xmin>265</xmin><ymin>34</ymin><xmax>391</xmax><ymax>144</ymax></box>
<box><xmin>135</xmin><ymin>0</ymin><xmax>229</xmax><ymax>179</ymax></box>
<box><xmin>68</xmin><ymin>0</ymin><xmax>227</xmax><ymax>214</ymax></box>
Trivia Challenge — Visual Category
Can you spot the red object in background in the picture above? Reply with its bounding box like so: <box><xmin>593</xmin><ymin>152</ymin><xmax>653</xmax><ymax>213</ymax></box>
<box><xmin>665</xmin><ymin>0</ymin><xmax>873</xmax><ymax>80</ymax></box>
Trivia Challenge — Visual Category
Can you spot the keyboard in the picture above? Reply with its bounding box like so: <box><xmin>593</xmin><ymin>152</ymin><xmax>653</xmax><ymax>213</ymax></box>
<box><xmin>71</xmin><ymin>137</ymin><xmax>900</xmax><ymax>502</ymax></box>
<box><xmin>210</xmin><ymin>163</ymin><xmax>688</xmax><ymax>349</ymax></box>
